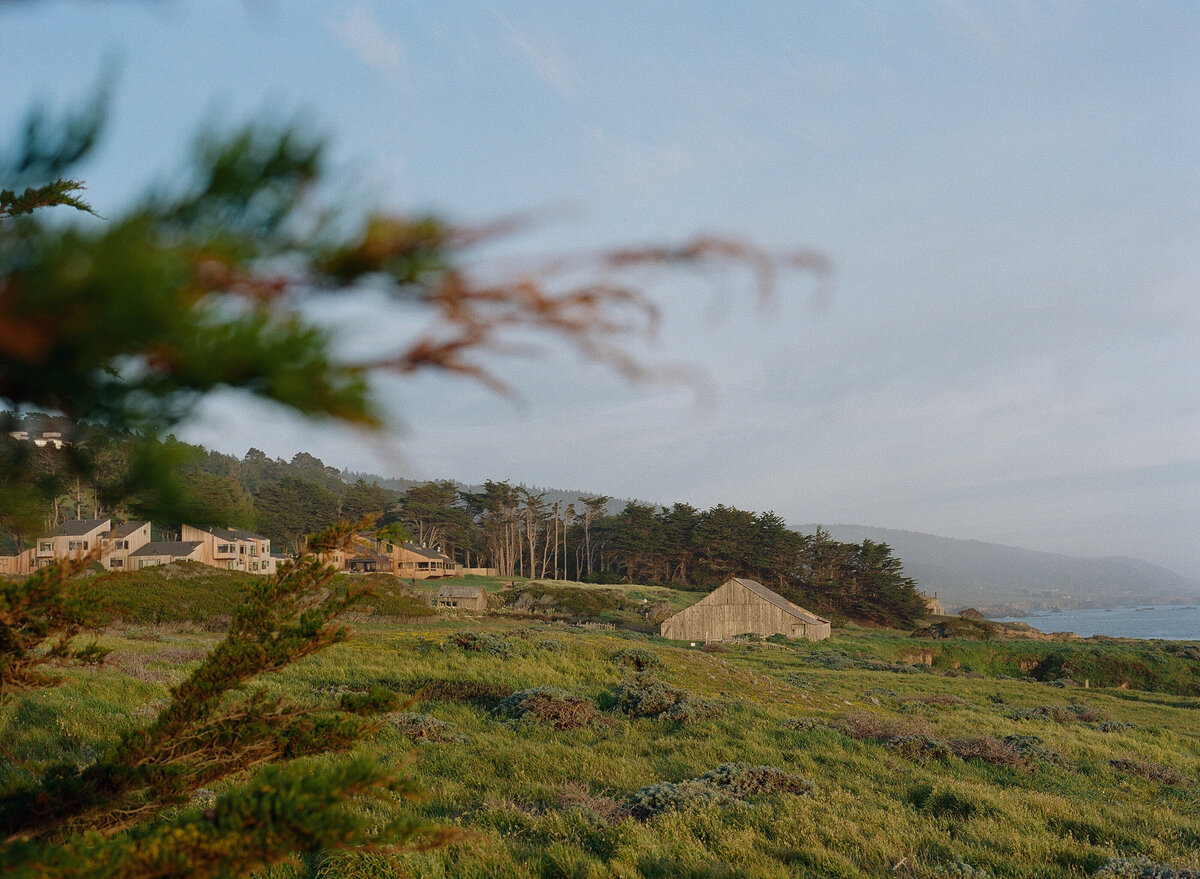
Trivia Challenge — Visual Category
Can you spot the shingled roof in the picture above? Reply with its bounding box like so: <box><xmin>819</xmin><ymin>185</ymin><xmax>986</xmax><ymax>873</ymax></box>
<box><xmin>190</xmin><ymin>525</ymin><xmax>267</xmax><ymax>542</ymax></box>
<box><xmin>403</xmin><ymin>542</ymin><xmax>450</xmax><ymax>560</ymax></box>
<box><xmin>53</xmin><ymin>519</ymin><xmax>110</xmax><ymax>537</ymax></box>
<box><xmin>109</xmin><ymin>521</ymin><xmax>149</xmax><ymax>539</ymax></box>
<box><xmin>130</xmin><ymin>541</ymin><xmax>202</xmax><ymax>558</ymax></box>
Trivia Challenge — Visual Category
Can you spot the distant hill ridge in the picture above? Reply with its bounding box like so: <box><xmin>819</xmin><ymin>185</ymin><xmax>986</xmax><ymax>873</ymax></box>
<box><xmin>803</xmin><ymin>524</ymin><xmax>1200</xmax><ymax>614</ymax></box>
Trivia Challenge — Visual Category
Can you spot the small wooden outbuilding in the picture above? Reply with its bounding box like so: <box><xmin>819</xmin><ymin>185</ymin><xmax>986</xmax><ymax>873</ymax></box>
<box><xmin>437</xmin><ymin>584</ymin><xmax>488</xmax><ymax>611</ymax></box>
<box><xmin>660</xmin><ymin>577</ymin><xmax>831</xmax><ymax>642</ymax></box>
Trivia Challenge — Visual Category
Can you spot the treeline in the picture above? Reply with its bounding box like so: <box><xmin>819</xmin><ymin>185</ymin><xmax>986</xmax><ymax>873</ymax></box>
<box><xmin>391</xmin><ymin>484</ymin><xmax>926</xmax><ymax>626</ymax></box>
<box><xmin>1</xmin><ymin>421</ymin><xmax>925</xmax><ymax>626</ymax></box>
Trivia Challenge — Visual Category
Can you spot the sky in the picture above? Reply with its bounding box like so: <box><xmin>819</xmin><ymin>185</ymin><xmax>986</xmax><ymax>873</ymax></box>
<box><xmin>4</xmin><ymin>1</ymin><xmax>1198</xmax><ymax>577</ymax></box>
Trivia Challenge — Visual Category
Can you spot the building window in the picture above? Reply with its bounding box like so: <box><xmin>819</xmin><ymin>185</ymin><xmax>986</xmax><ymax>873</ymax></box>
<box><xmin>112</xmin><ymin>559</ymin><xmax>123</xmax><ymax>568</ymax></box>
<box><xmin>217</xmin><ymin>543</ymin><xmax>233</xmax><ymax>553</ymax></box>
<box><xmin>68</xmin><ymin>540</ymin><xmax>88</xmax><ymax>551</ymax></box>
<box><xmin>227</xmin><ymin>561</ymin><xmax>235</xmax><ymax>570</ymax></box>
<box><xmin>250</xmin><ymin>562</ymin><xmax>259</xmax><ymax>571</ymax></box>
<box><xmin>38</xmin><ymin>542</ymin><xmax>52</xmax><ymax>553</ymax></box>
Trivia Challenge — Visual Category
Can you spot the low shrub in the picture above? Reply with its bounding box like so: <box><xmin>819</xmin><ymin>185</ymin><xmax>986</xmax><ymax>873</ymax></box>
<box><xmin>930</xmin><ymin>861</ymin><xmax>992</xmax><ymax>877</ymax></box>
<box><xmin>1001</xmin><ymin>734</ymin><xmax>1069</xmax><ymax>767</ymax></box>
<box><xmin>1006</xmin><ymin>704</ymin><xmax>1107</xmax><ymax>723</ymax></box>
<box><xmin>834</xmin><ymin>712</ymin><xmax>933</xmax><ymax>741</ymax></box>
<box><xmin>611</xmin><ymin>647</ymin><xmax>661</xmax><ymax>672</ymax></box>
<box><xmin>948</xmin><ymin>736</ymin><xmax>1031</xmax><ymax>771</ymax></box>
<box><xmin>1098</xmin><ymin>721</ymin><xmax>1138</xmax><ymax>733</ymax></box>
<box><xmin>626</xmin><ymin>781</ymin><xmax>727</xmax><ymax>820</ymax></box>
<box><xmin>554</xmin><ymin>781</ymin><xmax>630</xmax><ymax>823</ymax></box>
<box><xmin>389</xmin><ymin>712</ymin><xmax>463</xmax><ymax>742</ymax></box>
<box><xmin>610</xmin><ymin>676</ymin><xmax>722</xmax><ymax>724</ymax></box>
<box><xmin>865</xmin><ymin>687</ymin><xmax>901</xmax><ymax>699</ymax></box>
<box><xmin>411</xmin><ymin>677</ymin><xmax>516</xmax><ymax>707</ymax></box>
<box><xmin>495</xmin><ymin>687</ymin><xmax>598</xmax><ymax>730</ymax></box>
<box><xmin>442</xmin><ymin>631</ymin><xmax>516</xmax><ymax>657</ymax></box>
<box><xmin>782</xmin><ymin>717</ymin><xmax>822</xmax><ymax>732</ymax></box>
<box><xmin>697</xmin><ymin>762</ymin><xmax>813</xmax><ymax>798</ymax></box>
<box><xmin>1109</xmin><ymin>757</ymin><xmax>1188</xmax><ymax>786</ymax></box>
<box><xmin>1095</xmin><ymin>856</ymin><xmax>1200</xmax><ymax>878</ymax></box>
<box><xmin>628</xmin><ymin>762</ymin><xmax>812</xmax><ymax>820</ymax></box>
<box><xmin>888</xmin><ymin>734</ymin><xmax>955</xmax><ymax>761</ymax></box>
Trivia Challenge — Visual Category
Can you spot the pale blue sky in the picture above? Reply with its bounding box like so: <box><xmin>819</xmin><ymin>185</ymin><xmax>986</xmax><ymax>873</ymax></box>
<box><xmin>5</xmin><ymin>2</ymin><xmax>1198</xmax><ymax>576</ymax></box>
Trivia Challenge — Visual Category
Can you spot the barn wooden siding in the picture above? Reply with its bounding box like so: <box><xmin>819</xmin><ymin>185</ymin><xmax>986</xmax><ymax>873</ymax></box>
<box><xmin>660</xmin><ymin>578</ymin><xmax>831</xmax><ymax>642</ymax></box>
<box><xmin>437</xmin><ymin>585</ymin><xmax>488</xmax><ymax>611</ymax></box>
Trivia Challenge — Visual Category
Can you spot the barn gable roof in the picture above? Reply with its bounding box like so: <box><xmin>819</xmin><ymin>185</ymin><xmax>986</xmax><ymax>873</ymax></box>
<box><xmin>724</xmin><ymin>577</ymin><xmax>829</xmax><ymax>626</ymax></box>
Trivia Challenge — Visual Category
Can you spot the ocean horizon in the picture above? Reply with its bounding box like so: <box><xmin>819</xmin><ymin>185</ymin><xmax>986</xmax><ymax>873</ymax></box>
<box><xmin>996</xmin><ymin>604</ymin><xmax>1200</xmax><ymax>641</ymax></box>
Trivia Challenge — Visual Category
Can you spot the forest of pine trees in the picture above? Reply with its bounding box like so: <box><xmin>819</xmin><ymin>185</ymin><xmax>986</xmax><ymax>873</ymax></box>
<box><xmin>2</xmin><ymin>418</ymin><xmax>925</xmax><ymax>627</ymax></box>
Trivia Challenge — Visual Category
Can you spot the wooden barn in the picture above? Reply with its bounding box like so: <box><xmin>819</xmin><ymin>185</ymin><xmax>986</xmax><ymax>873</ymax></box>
<box><xmin>437</xmin><ymin>584</ymin><xmax>488</xmax><ymax>611</ymax></box>
<box><xmin>660</xmin><ymin>577</ymin><xmax>831</xmax><ymax>642</ymax></box>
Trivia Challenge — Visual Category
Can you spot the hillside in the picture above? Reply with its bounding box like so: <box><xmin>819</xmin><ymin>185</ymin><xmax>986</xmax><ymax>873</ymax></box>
<box><xmin>805</xmin><ymin>525</ymin><xmax>1200</xmax><ymax>614</ymax></box>
<box><xmin>7</xmin><ymin>568</ymin><xmax>1199</xmax><ymax>878</ymax></box>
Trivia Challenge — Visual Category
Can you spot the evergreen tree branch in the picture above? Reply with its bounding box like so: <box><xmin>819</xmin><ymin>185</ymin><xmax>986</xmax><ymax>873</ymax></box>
<box><xmin>0</xmin><ymin>522</ymin><xmax>395</xmax><ymax>843</ymax></box>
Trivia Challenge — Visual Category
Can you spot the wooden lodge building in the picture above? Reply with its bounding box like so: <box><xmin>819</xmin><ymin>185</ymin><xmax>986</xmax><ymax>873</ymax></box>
<box><xmin>660</xmin><ymin>577</ymin><xmax>831</xmax><ymax>642</ymax></box>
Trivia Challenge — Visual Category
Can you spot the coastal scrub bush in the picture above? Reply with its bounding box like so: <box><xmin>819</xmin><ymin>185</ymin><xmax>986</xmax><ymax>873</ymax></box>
<box><xmin>627</xmin><ymin>781</ymin><xmax>728</xmax><ymax>820</ymax></box>
<box><xmin>834</xmin><ymin>712</ymin><xmax>934</xmax><ymax>741</ymax></box>
<box><xmin>627</xmin><ymin>762</ymin><xmax>812</xmax><ymax>820</ymax></box>
<box><xmin>1001</xmin><ymin>734</ymin><xmax>1070</xmax><ymax>767</ymax></box>
<box><xmin>947</xmin><ymin>736</ymin><xmax>1031</xmax><ymax>771</ymax></box>
<box><xmin>1095</xmin><ymin>856</ymin><xmax>1200</xmax><ymax>878</ymax></box>
<box><xmin>411</xmin><ymin>677</ymin><xmax>515</xmax><ymax>707</ymax></box>
<box><xmin>389</xmin><ymin>712</ymin><xmax>463</xmax><ymax>742</ymax></box>
<box><xmin>554</xmin><ymin>781</ymin><xmax>630</xmax><ymax>824</ymax></box>
<box><xmin>888</xmin><ymin>734</ymin><xmax>956</xmax><ymax>761</ymax></box>
<box><xmin>1109</xmin><ymin>757</ymin><xmax>1188</xmax><ymax>786</ymax></box>
<box><xmin>930</xmin><ymin>861</ymin><xmax>992</xmax><ymax>877</ymax></box>
<box><xmin>610</xmin><ymin>676</ymin><xmax>722</xmax><ymax>724</ymax></box>
<box><xmin>611</xmin><ymin>647</ymin><xmax>661</xmax><ymax>672</ymax></box>
<box><xmin>495</xmin><ymin>687</ymin><xmax>597</xmax><ymax>730</ymax></box>
<box><xmin>441</xmin><ymin>631</ymin><xmax>515</xmax><ymax>658</ymax></box>
<box><xmin>782</xmin><ymin>717</ymin><xmax>822</xmax><ymax>732</ymax></box>
<box><xmin>1006</xmin><ymin>704</ymin><xmax>1107</xmax><ymax>723</ymax></box>
<box><xmin>696</xmin><ymin>762</ymin><xmax>814</xmax><ymax>799</ymax></box>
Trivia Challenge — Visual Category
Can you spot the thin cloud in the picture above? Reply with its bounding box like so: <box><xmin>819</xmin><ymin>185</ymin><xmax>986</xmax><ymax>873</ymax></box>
<box><xmin>493</xmin><ymin>11</ymin><xmax>577</xmax><ymax>99</ymax></box>
<box><xmin>328</xmin><ymin>5</ymin><xmax>406</xmax><ymax>88</ymax></box>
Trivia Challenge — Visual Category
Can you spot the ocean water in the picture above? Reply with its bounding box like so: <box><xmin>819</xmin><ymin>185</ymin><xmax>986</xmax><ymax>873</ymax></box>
<box><xmin>996</xmin><ymin>605</ymin><xmax>1200</xmax><ymax>641</ymax></box>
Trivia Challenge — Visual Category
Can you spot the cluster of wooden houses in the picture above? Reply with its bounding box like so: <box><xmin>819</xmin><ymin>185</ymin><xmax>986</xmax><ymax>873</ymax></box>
<box><xmin>1</xmin><ymin>515</ymin><xmax>839</xmax><ymax>643</ymax></box>
<box><xmin>0</xmin><ymin>517</ymin><xmax>459</xmax><ymax>581</ymax></box>
<box><xmin>0</xmin><ymin>519</ymin><xmax>282</xmax><ymax>576</ymax></box>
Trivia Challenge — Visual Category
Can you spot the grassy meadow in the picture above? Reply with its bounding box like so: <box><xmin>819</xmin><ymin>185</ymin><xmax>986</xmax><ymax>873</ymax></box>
<box><xmin>3</xmin><ymin>568</ymin><xmax>1199</xmax><ymax>878</ymax></box>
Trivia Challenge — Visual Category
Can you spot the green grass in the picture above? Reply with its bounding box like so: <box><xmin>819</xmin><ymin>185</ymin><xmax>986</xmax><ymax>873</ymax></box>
<box><xmin>6</xmin><ymin>571</ymin><xmax>1200</xmax><ymax>877</ymax></box>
